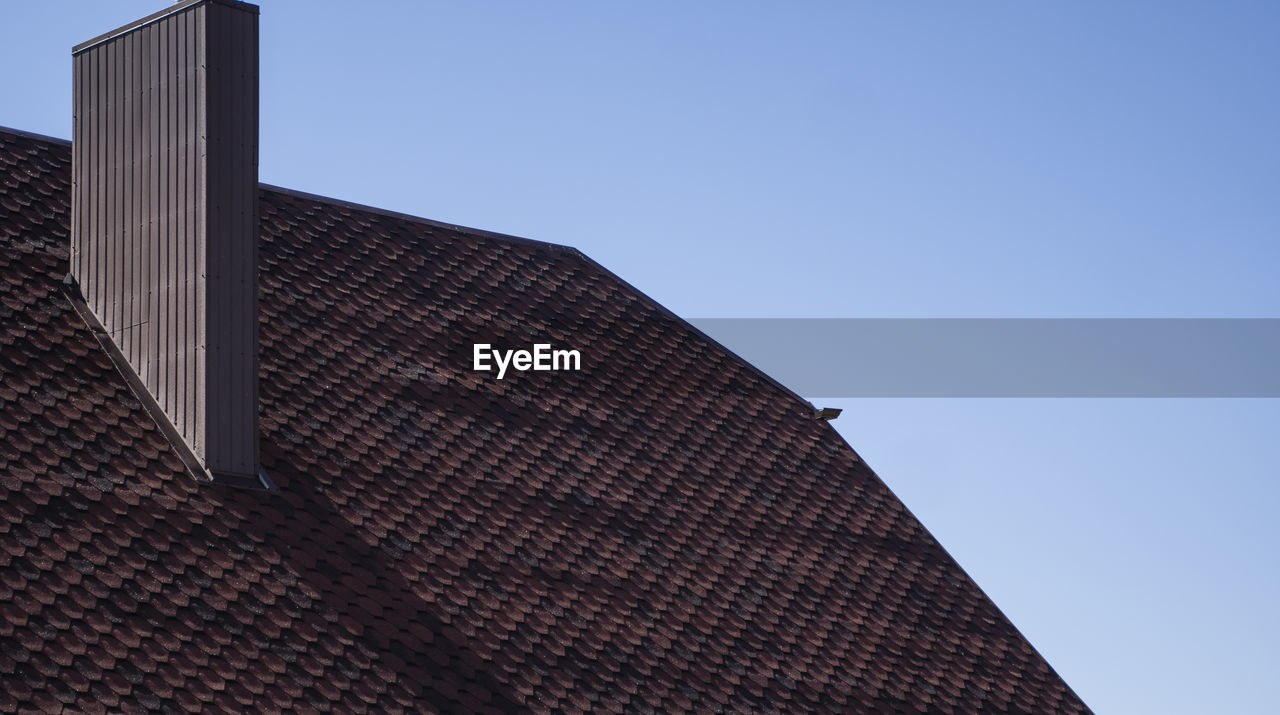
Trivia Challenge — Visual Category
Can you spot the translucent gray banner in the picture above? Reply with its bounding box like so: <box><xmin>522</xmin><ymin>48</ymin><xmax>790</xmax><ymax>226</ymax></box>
<box><xmin>688</xmin><ymin>319</ymin><xmax>1280</xmax><ymax>397</ymax></box>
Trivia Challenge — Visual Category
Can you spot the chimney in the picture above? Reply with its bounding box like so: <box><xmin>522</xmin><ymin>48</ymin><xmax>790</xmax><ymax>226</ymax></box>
<box><xmin>70</xmin><ymin>0</ymin><xmax>263</xmax><ymax>487</ymax></box>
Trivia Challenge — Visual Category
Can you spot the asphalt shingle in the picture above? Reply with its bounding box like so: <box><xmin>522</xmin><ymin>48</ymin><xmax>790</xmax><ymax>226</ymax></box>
<box><xmin>0</xmin><ymin>126</ymin><xmax>1088</xmax><ymax>713</ymax></box>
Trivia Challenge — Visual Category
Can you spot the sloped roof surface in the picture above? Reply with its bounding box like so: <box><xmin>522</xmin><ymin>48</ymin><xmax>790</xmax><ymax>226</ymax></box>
<box><xmin>0</xmin><ymin>127</ymin><xmax>1088</xmax><ymax>713</ymax></box>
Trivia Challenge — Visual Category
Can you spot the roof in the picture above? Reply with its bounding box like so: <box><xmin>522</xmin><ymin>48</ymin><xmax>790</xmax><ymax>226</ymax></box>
<box><xmin>0</xmin><ymin>126</ymin><xmax>1088</xmax><ymax>713</ymax></box>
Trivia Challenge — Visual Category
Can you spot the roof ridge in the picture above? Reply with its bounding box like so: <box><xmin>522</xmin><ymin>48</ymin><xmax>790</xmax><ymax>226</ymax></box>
<box><xmin>573</xmin><ymin>250</ymin><xmax>818</xmax><ymax>414</ymax></box>
<box><xmin>0</xmin><ymin>127</ymin><xmax>575</xmax><ymax>255</ymax></box>
<box><xmin>260</xmin><ymin>182</ymin><xmax>819</xmax><ymax>416</ymax></box>
<box><xmin>0</xmin><ymin>124</ymin><xmax>73</xmax><ymax>146</ymax></box>
<box><xmin>2</xmin><ymin>124</ymin><xmax>817</xmax><ymax>417</ymax></box>
<box><xmin>259</xmin><ymin>183</ymin><xmax>579</xmax><ymax>254</ymax></box>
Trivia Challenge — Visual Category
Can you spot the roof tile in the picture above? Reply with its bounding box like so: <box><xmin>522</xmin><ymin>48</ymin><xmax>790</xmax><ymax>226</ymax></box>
<box><xmin>0</xmin><ymin>127</ymin><xmax>1088</xmax><ymax>713</ymax></box>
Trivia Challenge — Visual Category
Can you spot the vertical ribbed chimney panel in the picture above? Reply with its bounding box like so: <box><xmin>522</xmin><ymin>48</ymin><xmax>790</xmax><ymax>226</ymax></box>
<box><xmin>71</xmin><ymin>0</ymin><xmax>259</xmax><ymax>481</ymax></box>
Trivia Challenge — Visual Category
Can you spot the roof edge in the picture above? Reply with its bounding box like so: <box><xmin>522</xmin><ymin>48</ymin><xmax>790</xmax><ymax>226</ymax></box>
<box><xmin>817</xmin><ymin>417</ymin><xmax>1093</xmax><ymax>708</ymax></box>
<box><xmin>0</xmin><ymin>124</ymin><xmax>816</xmax><ymax>419</ymax></box>
<box><xmin>0</xmin><ymin>125</ymin><xmax>72</xmax><ymax>147</ymax></box>
<box><xmin>259</xmin><ymin>183</ymin><xmax>579</xmax><ymax>253</ymax></box>
<box><xmin>571</xmin><ymin>251</ymin><xmax>818</xmax><ymax>415</ymax></box>
<box><xmin>262</xmin><ymin>178</ymin><xmax>819</xmax><ymax>415</ymax></box>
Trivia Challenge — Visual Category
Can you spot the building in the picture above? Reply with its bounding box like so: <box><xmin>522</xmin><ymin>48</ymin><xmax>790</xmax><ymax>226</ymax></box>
<box><xmin>0</xmin><ymin>1</ymin><xmax>1088</xmax><ymax>711</ymax></box>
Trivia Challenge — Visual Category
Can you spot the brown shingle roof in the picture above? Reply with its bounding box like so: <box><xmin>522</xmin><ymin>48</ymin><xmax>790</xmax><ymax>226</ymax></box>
<box><xmin>0</xmin><ymin>126</ymin><xmax>1088</xmax><ymax>712</ymax></box>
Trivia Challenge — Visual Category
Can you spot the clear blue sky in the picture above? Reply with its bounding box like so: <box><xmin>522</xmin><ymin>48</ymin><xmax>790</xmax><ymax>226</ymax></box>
<box><xmin>5</xmin><ymin>2</ymin><xmax>1279</xmax><ymax>712</ymax></box>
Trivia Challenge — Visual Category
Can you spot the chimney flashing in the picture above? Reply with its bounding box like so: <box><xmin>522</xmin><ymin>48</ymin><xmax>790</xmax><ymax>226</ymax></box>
<box><xmin>62</xmin><ymin>274</ymin><xmax>274</xmax><ymax>490</ymax></box>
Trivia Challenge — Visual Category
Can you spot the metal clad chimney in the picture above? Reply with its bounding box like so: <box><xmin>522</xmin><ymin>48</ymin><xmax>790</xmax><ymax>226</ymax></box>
<box><xmin>71</xmin><ymin>0</ymin><xmax>260</xmax><ymax>484</ymax></box>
